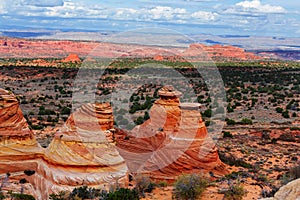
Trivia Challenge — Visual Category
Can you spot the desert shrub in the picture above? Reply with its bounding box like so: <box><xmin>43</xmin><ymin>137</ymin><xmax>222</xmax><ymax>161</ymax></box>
<box><xmin>61</xmin><ymin>106</ymin><xmax>71</xmax><ymax>115</ymax></box>
<box><xmin>222</xmin><ymin>171</ymin><xmax>251</xmax><ymax>181</ymax></box>
<box><xmin>261</xmin><ymin>187</ymin><xmax>278</xmax><ymax>198</ymax></box>
<box><xmin>134</xmin><ymin>174</ymin><xmax>153</xmax><ymax>197</ymax></box>
<box><xmin>30</xmin><ymin>124</ymin><xmax>44</xmax><ymax>130</ymax></box>
<box><xmin>222</xmin><ymin>182</ymin><xmax>247</xmax><ymax>200</ymax></box>
<box><xmin>158</xmin><ymin>181</ymin><xmax>168</xmax><ymax>187</ymax></box>
<box><xmin>240</xmin><ymin>118</ymin><xmax>253</xmax><ymax>125</ymax></box>
<box><xmin>202</xmin><ymin>109</ymin><xmax>212</xmax><ymax>118</ymax></box>
<box><xmin>218</xmin><ymin>152</ymin><xmax>253</xmax><ymax>169</ymax></box>
<box><xmin>279</xmin><ymin>163</ymin><xmax>300</xmax><ymax>186</ymax></box>
<box><xmin>278</xmin><ymin>132</ymin><xmax>295</xmax><ymax>142</ymax></box>
<box><xmin>275</xmin><ymin>107</ymin><xmax>283</xmax><ymax>113</ymax></box>
<box><xmin>49</xmin><ymin>191</ymin><xmax>69</xmax><ymax>200</ymax></box>
<box><xmin>226</xmin><ymin>119</ymin><xmax>236</xmax><ymax>126</ymax></box>
<box><xmin>223</xmin><ymin>131</ymin><xmax>233</xmax><ymax>138</ymax></box>
<box><xmin>290</xmin><ymin>127</ymin><xmax>300</xmax><ymax>131</ymax></box>
<box><xmin>289</xmin><ymin>164</ymin><xmax>300</xmax><ymax>180</ymax></box>
<box><xmin>70</xmin><ymin>186</ymin><xmax>100</xmax><ymax>199</ymax></box>
<box><xmin>105</xmin><ymin>188</ymin><xmax>139</xmax><ymax>200</ymax></box>
<box><xmin>173</xmin><ymin>174</ymin><xmax>208</xmax><ymax>200</ymax></box>
<box><xmin>282</xmin><ymin>110</ymin><xmax>290</xmax><ymax>118</ymax></box>
<box><xmin>11</xmin><ymin>193</ymin><xmax>35</xmax><ymax>200</ymax></box>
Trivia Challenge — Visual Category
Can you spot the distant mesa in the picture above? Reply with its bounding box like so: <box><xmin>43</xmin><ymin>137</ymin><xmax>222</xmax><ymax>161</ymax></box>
<box><xmin>0</xmin><ymin>37</ymin><xmax>263</xmax><ymax>61</ymax></box>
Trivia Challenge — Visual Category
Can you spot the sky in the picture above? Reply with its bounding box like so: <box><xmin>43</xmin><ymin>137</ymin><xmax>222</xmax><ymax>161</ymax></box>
<box><xmin>0</xmin><ymin>0</ymin><xmax>299</xmax><ymax>37</ymax></box>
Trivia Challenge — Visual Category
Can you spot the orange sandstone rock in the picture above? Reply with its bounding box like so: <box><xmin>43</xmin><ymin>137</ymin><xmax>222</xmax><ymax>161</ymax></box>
<box><xmin>0</xmin><ymin>89</ymin><xmax>127</xmax><ymax>199</ymax></box>
<box><xmin>115</xmin><ymin>86</ymin><xmax>228</xmax><ymax>182</ymax></box>
<box><xmin>62</xmin><ymin>53</ymin><xmax>81</xmax><ymax>63</ymax></box>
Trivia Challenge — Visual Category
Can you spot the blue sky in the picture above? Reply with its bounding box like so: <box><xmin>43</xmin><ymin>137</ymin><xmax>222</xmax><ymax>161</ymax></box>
<box><xmin>0</xmin><ymin>0</ymin><xmax>299</xmax><ymax>37</ymax></box>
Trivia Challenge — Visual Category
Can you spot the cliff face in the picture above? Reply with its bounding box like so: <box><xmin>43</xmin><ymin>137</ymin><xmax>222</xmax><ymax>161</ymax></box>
<box><xmin>115</xmin><ymin>86</ymin><xmax>228</xmax><ymax>182</ymax></box>
<box><xmin>0</xmin><ymin>90</ymin><xmax>127</xmax><ymax>200</ymax></box>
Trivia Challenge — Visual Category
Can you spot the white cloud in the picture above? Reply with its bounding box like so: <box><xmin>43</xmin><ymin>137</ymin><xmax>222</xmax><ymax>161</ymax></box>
<box><xmin>115</xmin><ymin>8</ymin><xmax>137</xmax><ymax>20</ymax></box>
<box><xmin>235</xmin><ymin>0</ymin><xmax>286</xmax><ymax>14</ymax></box>
<box><xmin>148</xmin><ymin>6</ymin><xmax>187</xmax><ymax>20</ymax></box>
<box><xmin>23</xmin><ymin>0</ymin><xmax>64</xmax><ymax>7</ymax></box>
<box><xmin>191</xmin><ymin>11</ymin><xmax>218</xmax><ymax>21</ymax></box>
<box><xmin>0</xmin><ymin>1</ymin><xmax>8</xmax><ymax>14</ymax></box>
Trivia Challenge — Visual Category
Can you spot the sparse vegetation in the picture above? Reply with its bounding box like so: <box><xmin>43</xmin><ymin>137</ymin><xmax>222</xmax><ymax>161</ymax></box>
<box><xmin>222</xmin><ymin>182</ymin><xmax>247</xmax><ymax>200</ymax></box>
<box><xmin>173</xmin><ymin>174</ymin><xmax>208</xmax><ymax>200</ymax></box>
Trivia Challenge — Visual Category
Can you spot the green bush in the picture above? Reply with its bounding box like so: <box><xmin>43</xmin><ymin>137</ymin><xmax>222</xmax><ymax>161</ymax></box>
<box><xmin>173</xmin><ymin>174</ymin><xmax>208</xmax><ymax>200</ymax></box>
<box><xmin>158</xmin><ymin>181</ymin><xmax>168</xmax><ymax>187</ymax></box>
<box><xmin>49</xmin><ymin>191</ymin><xmax>68</xmax><ymax>200</ymax></box>
<box><xmin>240</xmin><ymin>118</ymin><xmax>253</xmax><ymax>125</ymax></box>
<box><xmin>223</xmin><ymin>183</ymin><xmax>247</xmax><ymax>200</ymax></box>
<box><xmin>106</xmin><ymin>188</ymin><xmax>139</xmax><ymax>200</ymax></box>
<box><xmin>11</xmin><ymin>193</ymin><xmax>35</xmax><ymax>200</ymax></box>
<box><xmin>223</xmin><ymin>131</ymin><xmax>233</xmax><ymax>138</ymax></box>
<box><xmin>70</xmin><ymin>186</ymin><xmax>100</xmax><ymax>199</ymax></box>
<box><xmin>226</xmin><ymin>119</ymin><xmax>236</xmax><ymax>126</ymax></box>
<box><xmin>282</xmin><ymin>110</ymin><xmax>290</xmax><ymax>118</ymax></box>
<box><xmin>275</xmin><ymin>107</ymin><xmax>283</xmax><ymax>113</ymax></box>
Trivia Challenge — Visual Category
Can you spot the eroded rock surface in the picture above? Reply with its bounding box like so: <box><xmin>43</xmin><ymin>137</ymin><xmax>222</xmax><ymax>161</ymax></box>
<box><xmin>0</xmin><ymin>87</ymin><xmax>228</xmax><ymax>198</ymax></box>
<box><xmin>115</xmin><ymin>86</ymin><xmax>228</xmax><ymax>182</ymax></box>
<box><xmin>0</xmin><ymin>90</ymin><xmax>127</xmax><ymax>199</ymax></box>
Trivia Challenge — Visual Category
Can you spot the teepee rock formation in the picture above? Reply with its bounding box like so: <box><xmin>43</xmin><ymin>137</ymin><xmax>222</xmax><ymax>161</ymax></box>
<box><xmin>0</xmin><ymin>88</ymin><xmax>42</xmax><ymax>160</ymax></box>
<box><xmin>0</xmin><ymin>89</ymin><xmax>127</xmax><ymax>199</ymax></box>
<box><xmin>115</xmin><ymin>86</ymin><xmax>228</xmax><ymax>182</ymax></box>
<box><xmin>46</xmin><ymin>102</ymin><xmax>128</xmax><ymax>183</ymax></box>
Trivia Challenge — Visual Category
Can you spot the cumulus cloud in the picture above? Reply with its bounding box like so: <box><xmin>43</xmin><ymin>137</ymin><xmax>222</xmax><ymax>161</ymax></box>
<box><xmin>148</xmin><ymin>6</ymin><xmax>187</xmax><ymax>20</ymax></box>
<box><xmin>230</xmin><ymin>0</ymin><xmax>286</xmax><ymax>14</ymax></box>
<box><xmin>191</xmin><ymin>11</ymin><xmax>218</xmax><ymax>21</ymax></box>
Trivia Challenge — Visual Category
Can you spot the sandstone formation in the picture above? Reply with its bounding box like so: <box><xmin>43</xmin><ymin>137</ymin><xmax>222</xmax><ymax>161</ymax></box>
<box><xmin>0</xmin><ymin>89</ymin><xmax>42</xmax><ymax>159</ymax></box>
<box><xmin>62</xmin><ymin>53</ymin><xmax>81</xmax><ymax>63</ymax></box>
<box><xmin>46</xmin><ymin>102</ymin><xmax>127</xmax><ymax>184</ymax></box>
<box><xmin>0</xmin><ymin>37</ymin><xmax>261</xmax><ymax>62</ymax></box>
<box><xmin>115</xmin><ymin>86</ymin><xmax>228</xmax><ymax>182</ymax></box>
<box><xmin>0</xmin><ymin>89</ymin><xmax>127</xmax><ymax>199</ymax></box>
<box><xmin>0</xmin><ymin>87</ymin><xmax>228</xmax><ymax>198</ymax></box>
<box><xmin>183</xmin><ymin>43</ymin><xmax>261</xmax><ymax>61</ymax></box>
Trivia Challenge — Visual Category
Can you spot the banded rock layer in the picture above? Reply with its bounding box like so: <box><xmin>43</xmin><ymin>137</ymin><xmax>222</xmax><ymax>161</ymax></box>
<box><xmin>0</xmin><ymin>90</ymin><xmax>127</xmax><ymax>199</ymax></box>
<box><xmin>115</xmin><ymin>86</ymin><xmax>228</xmax><ymax>182</ymax></box>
